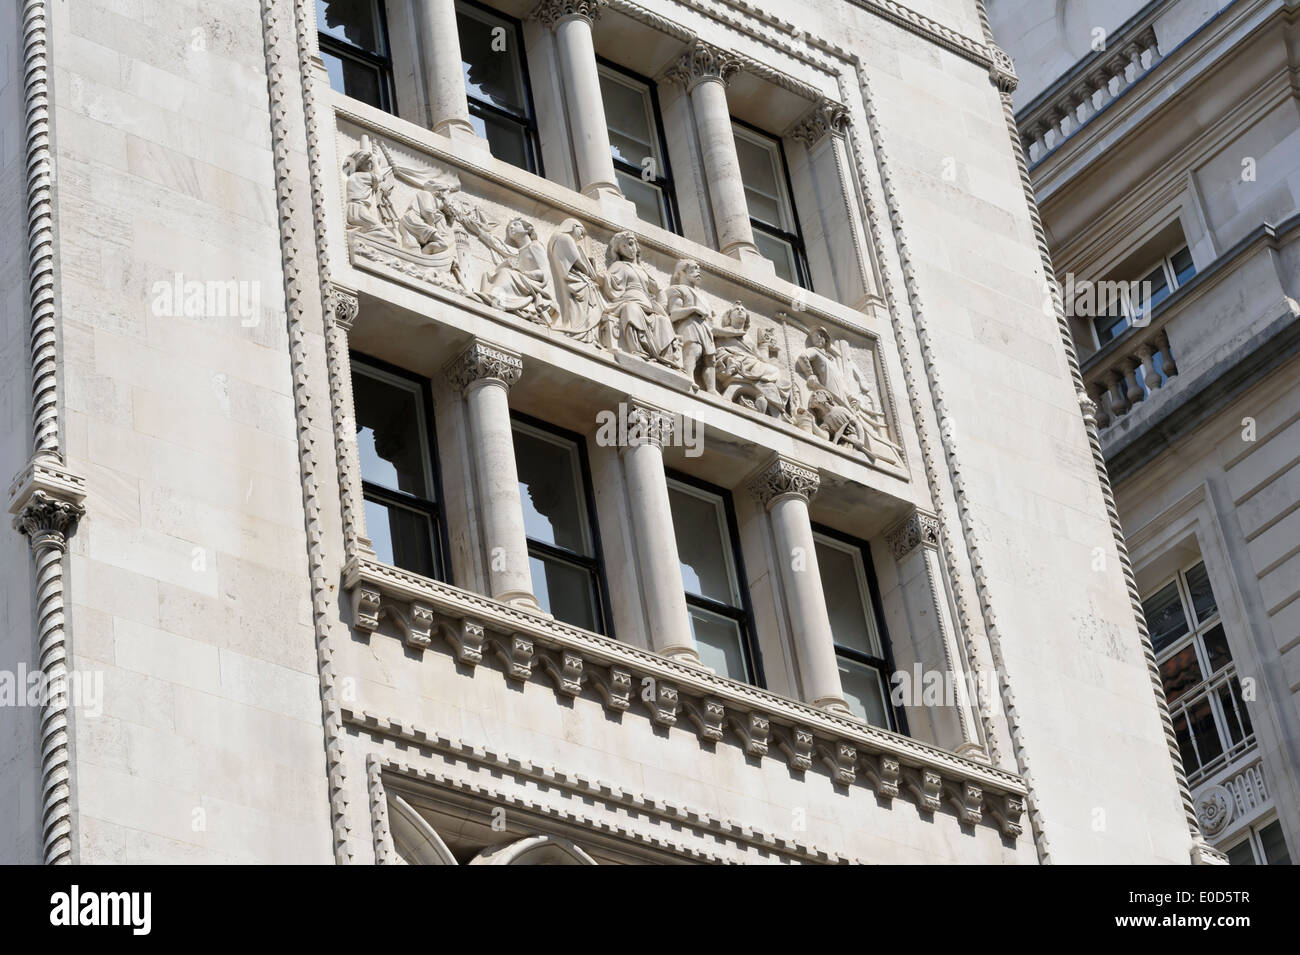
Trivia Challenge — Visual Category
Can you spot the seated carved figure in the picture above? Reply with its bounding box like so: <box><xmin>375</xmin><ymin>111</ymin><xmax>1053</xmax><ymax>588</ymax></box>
<box><xmin>664</xmin><ymin>259</ymin><xmax>716</xmax><ymax>391</ymax></box>
<box><xmin>475</xmin><ymin>218</ymin><xmax>558</xmax><ymax>325</ymax></box>
<box><xmin>807</xmin><ymin>388</ymin><xmax>874</xmax><ymax>457</ymax></box>
<box><xmin>547</xmin><ymin>219</ymin><xmax>614</xmax><ymax>348</ymax></box>
<box><xmin>601</xmin><ymin>232</ymin><xmax>680</xmax><ymax>369</ymax></box>
<box><xmin>343</xmin><ymin>137</ymin><xmax>397</xmax><ymax>239</ymax></box>
<box><xmin>713</xmin><ymin>305</ymin><xmax>795</xmax><ymax>420</ymax></box>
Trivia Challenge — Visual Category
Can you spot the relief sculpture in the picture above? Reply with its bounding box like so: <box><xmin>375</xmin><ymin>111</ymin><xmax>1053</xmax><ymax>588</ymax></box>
<box><xmin>342</xmin><ymin>133</ymin><xmax>899</xmax><ymax>466</ymax></box>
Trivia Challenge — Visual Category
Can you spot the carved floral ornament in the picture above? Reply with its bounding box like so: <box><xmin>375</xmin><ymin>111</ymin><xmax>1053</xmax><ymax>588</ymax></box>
<box><xmin>341</xmin><ymin>133</ymin><xmax>903</xmax><ymax>466</ymax></box>
<box><xmin>530</xmin><ymin>0</ymin><xmax>608</xmax><ymax>29</ymax></box>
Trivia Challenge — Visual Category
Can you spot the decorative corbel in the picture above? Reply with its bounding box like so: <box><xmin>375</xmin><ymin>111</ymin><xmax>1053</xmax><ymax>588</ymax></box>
<box><xmin>443</xmin><ymin>618</ymin><xmax>486</xmax><ymax>666</ymax></box>
<box><xmin>352</xmin><ymin>587</ymin><xmax>381</xmax><ymax>632</ymax></box>
<box><xmin>590</xmin><ymin>666</ymin><xmax>632</xmax><ymax>711</ymax></box>
<box><xmin>729</xmin><ymin>712</ymin><xmax>770</xmax><ymax>758</ymax></box>
<box><xmin>778</xmin><ymin>726</ymin><xmax>815</xmax><ymax>772</ymax></box>
<box><xmin>391</xmin><ymin>602</ymin><xmax>434</xmax><ymax>650</ymax></box>
<box><xmin>947</xmin><ymin>780</ymin><xmax>983</xmax><ymax>826</ymax></box>
<box><xmin>820</xmin><ymin>741</ymin><xmax>858</xmax><ymax>786</ymax></box>
<box><xmin>991</xmin><ymin>793</ymin><xmax>1025</xmax><ymax>838</ymax></box>
<box><xmin>907</xmin><ymin>768</ymin><xmax>943</xmax><ymax>813</ymax></box>
<box><xmin>539</xmin><ymin>649</ymin><xmax>585</xmax><ymax>697</ymax></box>
<box><xmin>862</xmin><ymin>754</ymin><xmax>901</xmax><ymax>799</ymax></box>
<box><xmin>683</xmin><ymin>698</ymin><xmax>726</xmax><ymax>742</ymax></box>
<box><xmin>649</xmin><ymin>681</ymin><xmax>680</xmax><ymax>727</ymax></box>
<box><xmin>495</xmin><ymin>633</ymin><xmax>535</xmax><ymax>681</ymax></box>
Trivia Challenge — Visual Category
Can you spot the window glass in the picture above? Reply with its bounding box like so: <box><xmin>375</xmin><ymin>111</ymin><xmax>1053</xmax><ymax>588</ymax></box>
<box><xmin>689</xmin><ymin>605</ymin><xmax>748</xmax><ymax>681</ymax></box>
<box><xmin>1185</xmin><ymin>562</ymin><xmax>1218</xmax><ymax>624</ymax></box>
<box><xmin>752</xmin><ymin>230</ymin><xmax>798</xmax><ymax>285</ymax></box>
<box><xmin>529</xmin><ymin>553</ymin><xmax>598</xmax><ymax>632</ymax></box>
<box><xmin>669</xmin><ymin>485</ymin><xmax>739</xmax><ymax>606</ymax></box>
<box><xmin>365</xmin><ymin>498</ymin><xmax>436</xmax><ymax>578</ymax></box>
<box><xmin>601</xmin><ymin>71</ymin><xmax>658</xmax><ymax>169</ymax></box>
<box><xmin>1259</xmin><ymin>820</ymin><xmax>1292</xmax><ymax>866</ymax></box>
<box><xmin>1226</xmin><ymin>839</ymin><xmax>1256</xmax><ymax>865</ymax></box>
<box><xmin>514</xmin><ymin>429</ymin><xmax>590</xmax><ymax>555</ymax></box>
<box><xmin>317</xmin><ymin>0</ymin><xmax>384</xmax><ymax>54</ymax></box>
<box><xmin>1134</xmin><ymin>263</ymin><xmax>1170</xmax><ymax>318</ymax></box>
<box><xmin>353</xmin><ymin>369</ymin><xmax>432</xmax><ymax>499</ymax></box>
<box><xmin>815</xmin><ymin>539</ymin><xmax>879</xmax><ymax>656</ymax></box>
<box><xmin>458</xmin><ymin>4</ymin><xmax>528</xmax><ymax>114</ymax></box>
<box><xmin>1170</xmin><ymin>246</ymin><xmax>1196</xmax><ymax>287</ymax></box>
<box><xmin>1202</xmin><ymin>624</ymin><xmax>1232</xmax><ymax>672</ymax></box>
<box><xmin>839</xmin><ymin>657</ymin><xmax>889</xmax><ymax>727</ymax></box>
<box><xmin>733</xmin><ymin>131</ymin><xmax>787</xmax><ymax>229</ymax></box>
<box><xmin>1158</xmin><ymin>645</ymin><xmax>1202</xmax><ymax>703</ymax></box>
<box><xmin>1143</xmin><ymin>581</ymin><xmax>1189</xmax><ymax>654</ymax></box>
<box><xmin>616</xmin><ymin>172</ymin><xmax>669</xmax><ymax>229</ymax></box>
<box><xmin>1186</xmin><ymin>695</ymin><xmax>1224</xmax><ymax>767</ymax></box>
<box><xmin>321</xmin><ymin>50</ymin><xmax>385</xmax><ymax>108</ymax></box>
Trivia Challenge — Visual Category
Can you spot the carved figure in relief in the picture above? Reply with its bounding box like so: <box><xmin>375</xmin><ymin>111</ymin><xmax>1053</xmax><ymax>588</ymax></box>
<box><xmin>664</xmin><ymin>260</ymin><xmax>717</xmax><ymax>391</ymax></box>
<box><xmin>796</xmin><ymin>326</ymin><xmax>899</xmax><ymax>461</ymax></box>
<box><xmin>343</xmin><ymin>135</ymin><xmax>398</xmax><ymax>238</ymax></box>
<box><xmin>713</xmin><ymin>305</ymin><xmax>795</xmax><ymax>420</ymax></box>
<box><xmin>601</xmin><ymin>232</ymin><xmax>681</xmax><ymax>369</ymax></box>
<box><xmin>547</xmin><ymin>219</ymin><xmax>614</xmax><ymax>348</ymax></box>
<box><xmin>475</xmin><ymin>217</ymin><xmax>558</xmax><ymax>324</ymax></box>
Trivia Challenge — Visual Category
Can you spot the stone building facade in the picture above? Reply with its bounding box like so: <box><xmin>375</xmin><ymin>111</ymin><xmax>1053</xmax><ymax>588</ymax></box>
<box><xmin>0</xmin><ymin>0</ymin><xmax>1225</xmax><ymax>863</ymax></box>
<box><xmin>988</xmin><ymin>0</ymin><xmax>1299</xmax><ymax>864</ymax></box>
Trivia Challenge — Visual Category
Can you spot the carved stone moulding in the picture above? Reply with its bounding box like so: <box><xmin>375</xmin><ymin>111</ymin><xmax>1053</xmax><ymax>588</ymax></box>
<box><xmin>342</xmin><ymin>555</ymin><xmax>1028</xmax><ymax>838</ymax></box>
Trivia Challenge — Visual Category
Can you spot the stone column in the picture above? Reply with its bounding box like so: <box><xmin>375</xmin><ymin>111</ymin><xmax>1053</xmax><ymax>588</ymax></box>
<box><xmin>886</xmin><ymin>511</ymin><xmax>982</xmax><ymax>755</ymax></box>
<box><xmin>749</xmin><ymin>457</ymin><xmax>849</xmax><ymax>713</ymax></box>
<box><xmin>533</xmin><ymin>0</ymin><xmax>620</xmax><ymax>200</ymax></box>
<box><xmin>417</xmin><ymin>0</ymin><xmax>478</xmax><ymax>142</ymax></box>
<box><xmin>11</xmin><ymin>486</ymin><xmax>85</xmax><ymax>865</ymax></box>
<box><xmin>664</xmin><ymin>41</ymin><xmax>760</xmax><ymax>264</ymax></box>
<box><xmin>619</xmin><ymin>401</ymin><xmax>700</xmax><ymax>663</ymax></box>
<box><xmin>445</xmin><ymin>340</ymin><xmax>540</xmax><ymax>611</ymax></box>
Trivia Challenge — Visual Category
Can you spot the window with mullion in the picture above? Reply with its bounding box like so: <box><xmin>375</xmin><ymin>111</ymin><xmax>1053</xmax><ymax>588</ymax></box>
<box><xmin>512</xmin><ymin>417</ymin><xmax>610</xmax><ymax>635</ymax></box>
<box><xmin>812</xmin><ymin>527</ymin><xmax>905</xmax><ymax>733</ymax></box>
<box><xmin>666</xmin><ymin>475</ymin><xmax>761</xmax><ymax>686</ymax></box>
<box><xmin>352</xmin><ymin>357</ymin><xmax>448</xmax><ymax>581</ymax></box>
<box><xmin>1090</xmin><ymin>244</ymin><xmax>1197</xmax><ymax>346</ymax></box>
<box><xmin>732</xmin><ymin>120</ymin><xmax>810</xmax><ymax>289</ymax></box>
<box><xmin>316</xmin><ymin>0</ymin><xmax>395</xmax><ymax>113</ymax></box>
<box><xmin>456</xmin><ymin>0</ymin><xmax>542</xmax><ymax>174</ymax></box>
<box><xmin>1225</xmin><ymin>818</ymin><xmax>1293</xmax><ymax>866</ymax></box>
<box><xmin>1143</xmin><ymin>559</ymin><xmax>1252</xmax><ymax>781</ymax></box>
<box><xmin>597</xmin><ymin>60</ymin><xmax>679</xmax><ymax>233</ymax></box>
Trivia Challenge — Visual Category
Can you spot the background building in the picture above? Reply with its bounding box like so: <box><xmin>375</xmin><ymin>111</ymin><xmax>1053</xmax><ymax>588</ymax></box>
<box><xmin>0</xmin><ymin>0</ymin><xmax>1224</xmax><ymax>863</ymax></box>
<box><xmin>989</xmin><ymin>0</ymin><xmax>1299</xmax><ymax>864</ymax></box>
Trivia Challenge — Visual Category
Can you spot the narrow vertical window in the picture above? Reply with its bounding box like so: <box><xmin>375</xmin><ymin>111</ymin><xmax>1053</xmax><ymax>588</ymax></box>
<box><xmin>598</xmin><ymin>61</ymin><xmax>678</xmax><ymax>232</ymax></box>
<box><xmin>512</xmin><ymin>418</ymin><xmax>610</xmax><ymax>634</ymax></box>
<box><xmin>352</xmin><ymin>359</ymin><xmax>446</xmax><ymax>580</ymax></box>
<box><xmin>456</xmin><ymin>0</ymin><xmax>542</xmax><ymax>173</ymax></box>
<box><xmin>667</xmin><ymin>477</ymin><xmax>760</xmax><ymax>684</ymax></box>
<box><xmin>813</xmin><ymin>529</ymin><xmax>902</xmax><ymax>731</ymax></box>
<box><xmin>732</xmin><ymin>121</ymin><xmax>809</xmax><ymax>288</ymax></box>
<box><xmin>317</xmin><ymin>0</ymin><xmax>394</xmax><ymax>112</ymax></box>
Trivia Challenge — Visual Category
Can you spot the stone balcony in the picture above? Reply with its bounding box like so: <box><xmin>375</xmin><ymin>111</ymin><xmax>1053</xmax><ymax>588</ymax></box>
<box><xmin>1082</xmin><ymin>214</ymin><xmax>1300</xmax><ymax>481</ymax></box>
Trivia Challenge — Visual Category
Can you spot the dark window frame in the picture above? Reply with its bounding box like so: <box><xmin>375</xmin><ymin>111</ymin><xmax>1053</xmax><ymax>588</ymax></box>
<box><xmin>812</xmin><ymin>522</ymin><xmax>908</xmax><ymax>735</ymax></box>
<box><xmin>510</xmin><ymin>411</ymin><xmax>614</xmax><ymax>637</ymax></box>
<box><xmin>595</xmin><ymin>56</ymin><xmax>680</xmax><ymax>235</ymax></box>
<box><xmin>351</xmin><ymin>352</ymin><xmax>453</xmax><ymax>584</ymax></box>
<box><xmin>456</xmin><ymin>0</ymin><xmax>544</xmax><ymax>176</ymax></box>
<box><xmin>316</xmin><ymin>0</ymin><xmax>397</xmax><ymax>114</ymax></box>
<box><xmin>731</xmin><ymin>116</ymin><xmax>812</xmax><ymax>290</ymax></box>
<box><xmin>665</xmin><ymin>469</ymin><xmax>764</xmax><ymax>687</ymax></box>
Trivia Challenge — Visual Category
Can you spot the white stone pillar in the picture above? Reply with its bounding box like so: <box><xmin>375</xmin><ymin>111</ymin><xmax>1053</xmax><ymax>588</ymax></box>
<box><xmin>620</xmin><ymin>402</ymin><xmax>700</xmax><ymax>664</ymax></box>
<box><xmin>886</xmin><ymin>511</ymin><xmax>982</xmax><ymax>755</ymax></box>
<box><xmin>664</xmin><ymin>41</ymin><xmax>760</xmax><ymax>264</ymax></box>
<box><xmin>749</xmin><ymin>457</ymin><xmax>849</xmax><ymax>713</ymax></box>
<box><xmin>445</xmin><ymin>340</ymin><xmax>540</xmax><ymax>611</ymax></box>
<box><xmin>417</xmin><ymin>0</ymin><xmax>478</xmax><ymax>143</ymax></box>
<box><xmin>533</xmin><ymin>0</ymin><xmax>620</xmax><ymax>200</ymax></box>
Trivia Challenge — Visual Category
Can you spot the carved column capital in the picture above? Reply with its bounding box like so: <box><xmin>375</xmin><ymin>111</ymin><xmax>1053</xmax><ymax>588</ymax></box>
<box><xmin>790</xmin><ymin>98</ymin><xmax>850</xmax><ymax>148</ymax></box>
<box><xmin>988</xmin><ymin>45</ymin><xmax>1019</xmax><ymax>93</ymax></box>
<box><xmin>748</xmin><ymin>456</ymin><xmax>820</xmax><ymax>508</ymax></box>
<box><xmin>663</xmin><ymin>40</ymin><xmax>743</xmax><ymax>92</ymax></box>
<box><xmin>531</xmin><ymin>0</ymin><xmax>607</xmax><ymax>29</ymax></box>
<box><xmin>445</xmin><ymin>339</ymin><xmax>524</xmax><ymax>393</ymax></box>
<box><xmin>621</xmin><ymin>400</ymin><xmax>677</xmax><ymax>451</ymax></box>
<box><xmin>886</xmin><ymin>510</ymin><xmax>940</xmax><ymax>560</ymax></box>
<box><xmin>330</xmin><ymin>283</ymin><xmax>360</xmax><ymax>331</ymax></box>
<box><xmin>12</xmin><ymin>490</ymin><xmax>85</xmax><ymax>550</ymax></box>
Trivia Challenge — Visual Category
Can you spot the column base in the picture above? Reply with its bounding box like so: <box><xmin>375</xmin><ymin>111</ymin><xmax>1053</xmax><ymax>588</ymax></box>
<box><xmin>498</xmin><ymin>590</ymin><xmax>551</xmax><ymax>617</ymax></box>
<box><xmin>813</xmin><ymin>697</ymin><xmax>853</xmax><ymax>717</ymax></box>
<box><xmin>660</xmin><ymin>645</ymin><xmax>706</xmax><ymax>668</ymax></box>
<box><xmin>590</xmin><ymin>188</ymin><xmax>640</xmax><ymax>227</ymax></box>
<box><xmin>435</xmin><ymin>120</ymin><xmax>493</xmax><ymax>157</ymax></box>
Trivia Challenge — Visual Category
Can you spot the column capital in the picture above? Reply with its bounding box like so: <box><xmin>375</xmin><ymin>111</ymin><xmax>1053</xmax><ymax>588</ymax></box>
<box><xmin>329</xmin><ymin>282</ymin><xmax>359</xmax><ymax>331</ymax></box>
<box><xmin>886</xmin><ymin>510</ymin><xmax>940</xmax><ymax>560</ymax></box>
<box><xmin>987</xmin><ymin>44</ymin><xmax>1019</xmax><ymax>94</ymax></box>
<box><xmin>531</xmin><ymin>0</ymin><xmax>607</xmax><ymax>29</ymax></box>
<box><xmin>663</xmin><ymin>40</ymin><xmax>744</xmax><ymax>92</ymax></box>
<box><xmin>748</xmin><ymin>456</ymin><xmax>820</xmax><ymax>508</ymax></box>
<box><xmin>789</xmin><ymin>98</ymin><xmax>849</xmax><ymax>148</ymax></box>
<box><xmin>621</xmin><ymin>400</ymin><xmax>677</xmax><ymax>451</ymax></box>
<box><xmin>12</xmin><ymin>489</ymin><xmax>84</xmax><ymax>550</ymax></box>
<box><xmin>445</xmin><ymin>339</ymin><xmax>524</xmax><ymax>393</ymax></box>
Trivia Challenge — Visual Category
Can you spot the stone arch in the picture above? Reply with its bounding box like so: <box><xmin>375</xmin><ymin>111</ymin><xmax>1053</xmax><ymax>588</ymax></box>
<box><xmin>468</xmin><ymin>835</ymin><xmax>598</xmax><ymax>865</ymax></box>
<box><xmin>389</xmin><ymin>795</ymin><xmax>458</xmax><ymax>865</ymax></box>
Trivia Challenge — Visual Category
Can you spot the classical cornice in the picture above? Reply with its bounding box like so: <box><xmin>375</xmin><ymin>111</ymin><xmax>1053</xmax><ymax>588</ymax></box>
<box><xmin>444</xmin><ymin>339</ymin><xmax>525</xmax><ymax>392</ymax></box>
<box><xmin>531</xmin><ymin>0</ymin><xmax>608</xmax><ymax>29</ymax></box>
<box><xmin>748</xmin><ymin>456</ymin><xmax>820</xmax><ymax>507</ymax></box>
<box><xmin>342</xmin><ymin>554</ymin><xmax>1028</xmax><ymax>839</ymax></box>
